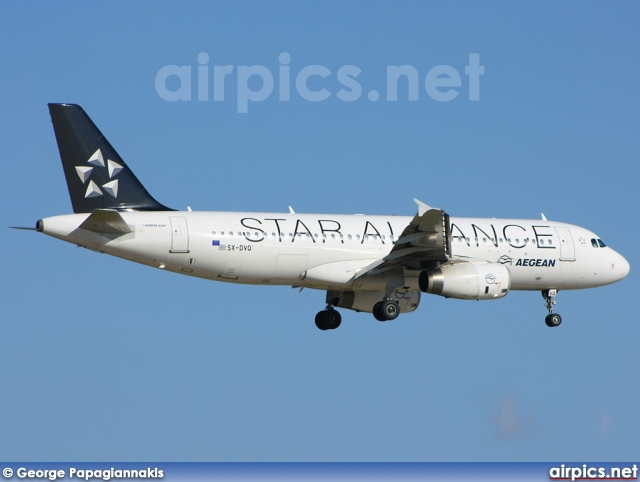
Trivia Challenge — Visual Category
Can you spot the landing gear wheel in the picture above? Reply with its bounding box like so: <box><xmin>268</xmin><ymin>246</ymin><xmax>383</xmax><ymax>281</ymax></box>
<box><xmin>315</xmin><ymin>312</ymin><xmax>330</xmax><ymax>330</ymax></box>
<box><xmin>327</xmin><ymin>309</ymin><xmax>341</xmax><ymax>329</ymax></box>
<box><xmin>545</xmin><ymin>313</ymin><xmax>562</xmax><ymax>327</ymax></box>
<box><xmin>372</xmin><ymin>300</ymin><xmax>400</xmax><ymax>322</ymax></box>
<box><xmin>315</xmin><ymin>309</ymin><xmax>342</xmax><ymax>330</ymax></box>
<box><xmin>373</xmin><ymin>302</ymin><xmax>386</xmax><ymax>322</ymax></box>
<box><xmin>381</xmin><ymin>299</ymin><xmax>399</xmax><ymax>320</ymax></box>
<box><xmin>541</xmin><ymin>289</ymin><xmax>562</xmax><ymax>328</ymax></box>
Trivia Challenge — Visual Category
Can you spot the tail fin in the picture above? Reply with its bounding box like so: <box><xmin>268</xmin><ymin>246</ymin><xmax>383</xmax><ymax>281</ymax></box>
<box><xmin>48</xmin><ymin>103</ymin><xmax>172</xmax><ymax>213</ymax></box>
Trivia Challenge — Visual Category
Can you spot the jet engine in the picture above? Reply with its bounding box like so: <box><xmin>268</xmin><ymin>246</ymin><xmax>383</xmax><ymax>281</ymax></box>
<box><xmin>419</xmin><ymin>263</ymin><xmax>510</xmax><ymax>300</ymax></box>
<box><xmin>330</xmin><ymin>290</ymin><xmax>421</xmax><ymax>314</ymax></box>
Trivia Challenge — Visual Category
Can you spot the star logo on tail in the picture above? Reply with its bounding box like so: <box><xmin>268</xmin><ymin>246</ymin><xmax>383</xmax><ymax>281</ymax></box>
<box><xmin>74</xmin><ymin>148</ymin><xmax>123</xmax><ymax>199</ymax></box>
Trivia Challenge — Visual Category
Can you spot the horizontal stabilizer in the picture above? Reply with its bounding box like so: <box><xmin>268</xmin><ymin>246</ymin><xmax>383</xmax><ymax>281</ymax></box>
<box><xmin>78</xmin><ymin>209</ymin><xmax>133</xmax><ymax>235</ymax></box>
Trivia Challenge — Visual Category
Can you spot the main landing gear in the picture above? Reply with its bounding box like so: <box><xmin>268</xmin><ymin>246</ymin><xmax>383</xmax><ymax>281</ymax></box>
<box><xmin>314</xmin><ymin>298</ymin><xmax>401</xmax><ymax>330</ymax></box>
<box><xmin>315</xmin><ymin>306</ymin><xmax>342</xmax><ymax>331</ymax></box>
<box><xmin>542</xmin><ymin>289</ymin><xmax>562</xmax><ymax>327</ymax></box>
<box><xmin>373</xmin><ymin>299</ymin><xmax>400</xmax><ymax>322</ymax></box>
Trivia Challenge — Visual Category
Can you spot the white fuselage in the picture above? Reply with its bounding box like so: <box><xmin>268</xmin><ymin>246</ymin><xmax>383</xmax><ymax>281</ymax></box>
<box><xmin>40</xmin><ymin>210</ymin><xmax>630</xmax><ymax>293</ymax></box>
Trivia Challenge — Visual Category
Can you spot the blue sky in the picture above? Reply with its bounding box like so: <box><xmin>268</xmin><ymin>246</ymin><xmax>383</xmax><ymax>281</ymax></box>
<box><xmin>1</xmin><ymin>1</ymin><xmax>638</xmax><ymax>462</ymax></box>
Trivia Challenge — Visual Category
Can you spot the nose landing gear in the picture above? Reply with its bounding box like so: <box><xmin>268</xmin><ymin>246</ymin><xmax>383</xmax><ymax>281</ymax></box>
<box><xmin>542</xmin><ymin>289</ymin><xmax>562</xmax><ymax>327</ymax></box>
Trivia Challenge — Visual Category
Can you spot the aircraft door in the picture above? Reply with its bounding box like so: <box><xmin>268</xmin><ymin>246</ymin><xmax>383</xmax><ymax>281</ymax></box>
<box><xmin>555</xmin><ymin>227</ymin><xmax>575</xmax><ymax>261</ymax></box>
<box><xmin>275</xmin><ymin>254</ymin><xmax>308</xmax><ymax>282</ymax></box>
<box><xmin>170</xmin><ymin>216</ymin><xmax>190</xmax><ymax>253</ymax></box>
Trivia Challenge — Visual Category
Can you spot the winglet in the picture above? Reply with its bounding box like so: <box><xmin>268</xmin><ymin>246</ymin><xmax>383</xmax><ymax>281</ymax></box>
<box><xmin>413</xmin><ymin>198</ymin><xmax>433</xmax><ymax>216</ymax></box>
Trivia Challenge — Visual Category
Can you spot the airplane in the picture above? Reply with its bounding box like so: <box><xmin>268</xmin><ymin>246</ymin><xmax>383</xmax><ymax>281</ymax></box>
<box><xmin>22</xmin><ymin>103</ymin><xmax>630</xmax><ymax>330</ymax></box>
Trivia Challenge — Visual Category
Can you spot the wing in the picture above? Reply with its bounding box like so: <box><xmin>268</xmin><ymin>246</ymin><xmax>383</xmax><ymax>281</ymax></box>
<box><xmin>356</xmin><ymin>199</ymin><xmax>451</xmax><ymax>277</ymax></box>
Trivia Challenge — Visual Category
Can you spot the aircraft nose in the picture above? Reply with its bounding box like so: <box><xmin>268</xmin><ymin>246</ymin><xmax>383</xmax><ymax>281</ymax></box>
<box><xmin>617</xmin><ymin>253</ymin><xmax>630</xmax><ymax>280</ymax></box>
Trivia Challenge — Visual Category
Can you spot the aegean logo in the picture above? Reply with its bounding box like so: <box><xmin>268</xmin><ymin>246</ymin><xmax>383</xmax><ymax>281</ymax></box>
<box><xmin>155</xmin><ymin>52</ymin><xmax>485</xmax><ymax>113</ymax></box>
<box><xmin>498</xmin><ymin>255</ymin><xmax>514</xmax><ymax>266</ymax></box>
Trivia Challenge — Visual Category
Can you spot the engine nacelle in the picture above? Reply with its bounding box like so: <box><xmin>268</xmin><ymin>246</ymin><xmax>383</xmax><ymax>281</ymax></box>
<box><xmin>330</xmin><ymin>290</ymin><xmax>421</xmax><ymax>314</ymax></box>
<box><xmin>419</xmin><ymin>263</ymin><xmax>510</xmax><ymax>300</ymax></box>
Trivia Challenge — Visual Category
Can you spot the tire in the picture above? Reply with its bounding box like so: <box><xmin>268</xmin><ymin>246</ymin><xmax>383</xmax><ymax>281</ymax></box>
<box><xmin>315</xmin><ymin>309</ymin><xmax>342</xmax><ymax>330</ymax></box>
<box><xmin>381</xmin><ymin>300</ymin><xmax>399</xmax><ymax>320</ymax></box>
<box><xmin>315</xmin><ymin>311</ymin><xmax>330</xmax><ymax>330</ymax></box>
<box><xmin>327</xmin><ymin>310</ymin><xmax>342</xmax><ymax>329</ymax></box>
<box><xmin>373</xmin><ymin>300</ymin><xmax>399</xmax><ymax>321</ymax></box>
<box><xmin>545</xmin><ymin>313</ymin><xmax>562</xmax><ymax>327</ymax></box>
<box><xmin>373</xmin><ymin>302</ymin><xmax>387</xmax><ymax>322</ymax></box>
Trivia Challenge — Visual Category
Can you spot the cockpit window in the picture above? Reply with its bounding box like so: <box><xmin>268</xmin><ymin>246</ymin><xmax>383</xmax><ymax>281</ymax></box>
<box><xmin>591</xmin><ymin>238</ymin><xmax>598</xmax><ymax>248</ymax></box>
<box><xmin>598</xmin><ymin>239</ymin><xmax>606</xmax><ymax>248</ymax></box>
<box><xmin>591</xmin><ymin>238</ymin><xmax>607</xmax><ymax>248</ymax></box>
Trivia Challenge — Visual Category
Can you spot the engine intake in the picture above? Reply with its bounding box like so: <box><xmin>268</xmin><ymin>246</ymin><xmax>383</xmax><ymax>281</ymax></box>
<box><xmin>419</xmin><ymin>263</ymin><xmax>510</xmax><ymax>300</ymax></box>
